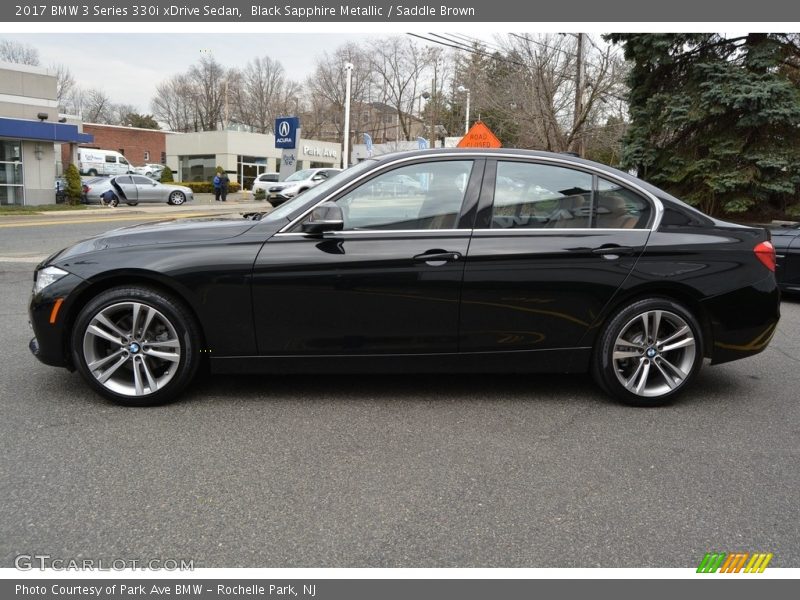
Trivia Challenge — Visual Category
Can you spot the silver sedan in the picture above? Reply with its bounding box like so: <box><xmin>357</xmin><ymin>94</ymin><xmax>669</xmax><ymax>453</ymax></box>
<box><xmin>83</xmin><ymin>175</ymin><xmax>193</xmax><ymax>206</ymax></box>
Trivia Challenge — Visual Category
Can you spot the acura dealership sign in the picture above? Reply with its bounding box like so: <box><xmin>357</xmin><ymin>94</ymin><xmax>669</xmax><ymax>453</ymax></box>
<box><xmin>275</xmin><ymin>117</ymin><xmax>299</xmax><ymax>149</ymax></box>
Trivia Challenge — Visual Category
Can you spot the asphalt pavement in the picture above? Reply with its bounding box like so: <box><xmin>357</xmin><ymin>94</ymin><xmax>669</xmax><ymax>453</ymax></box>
<box><xmin>0</xmin><ymin>213</ymin><xmax>798</xmax><ymax>568</ymax></box>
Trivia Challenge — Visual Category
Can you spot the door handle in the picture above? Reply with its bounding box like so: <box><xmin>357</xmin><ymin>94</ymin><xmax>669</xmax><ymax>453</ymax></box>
<box><xmin>591</xmin><ymin>245</ymin><xmax>636</xmax><ymax>256</ymax></box>
<box><xmin>413</xmin><ymin>250</ymin><xmax>462</xmax><ymax>263</ymax></box>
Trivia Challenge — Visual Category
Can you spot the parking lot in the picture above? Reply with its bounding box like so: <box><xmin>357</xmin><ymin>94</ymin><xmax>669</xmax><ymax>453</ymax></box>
<box><xmin>0</xmin><ymin>213</ymin><xmax>798</xmax><ymax>568</ymax></box>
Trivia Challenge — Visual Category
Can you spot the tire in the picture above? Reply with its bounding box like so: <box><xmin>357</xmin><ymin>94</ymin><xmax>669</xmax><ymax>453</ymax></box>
<box><xmin>88</xmin><ymin>169</ymin><xmax>98</xmax><ymax>176</ymax></box>
<box><xmin>592</xmin><ymin>297</ymin><xmax>703</xmax><ymax>407</ymax></box>
<box><xmin>168</xmin><ymin>191</ymin><xmax>186</xmax><ymax>205</ymax></box>
<box><xmin>126</xmin><ymin>201</ymin><xmax>139</xmax><ymax>206</ymax></box>
<box><xmin>70</xmin><ymin>286</ymin><xmax>202</xmax><ymax>407</ymax></box>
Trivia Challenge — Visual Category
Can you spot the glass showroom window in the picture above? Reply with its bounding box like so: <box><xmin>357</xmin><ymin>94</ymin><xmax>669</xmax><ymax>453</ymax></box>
<box><xmin>0</xmin><ymin>141</ymin><xmax>23</xmax><ymax>206</ymax></box>
<box><xmin>179</xmin><ymin>155</ymin><xmax>216</xmax><ymax>183</ymax></box>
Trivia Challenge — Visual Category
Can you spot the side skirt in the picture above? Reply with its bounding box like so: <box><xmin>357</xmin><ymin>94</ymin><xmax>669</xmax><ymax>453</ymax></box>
<box><xmin>210</xmin><ymin>348</ymin><xmax>592</xmax><ymax>375</ymax></box>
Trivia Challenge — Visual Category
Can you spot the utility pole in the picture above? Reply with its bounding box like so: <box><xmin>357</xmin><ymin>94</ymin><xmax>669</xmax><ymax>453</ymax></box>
<box><xmin>571</xmin><ymin>32</ymin><xmax>585</xmax><ymax>156</ymax></box>
<box><xmin>343</xmin><ymin>62</ymin><xmax>353</xmax><ymax>169</ymax></box>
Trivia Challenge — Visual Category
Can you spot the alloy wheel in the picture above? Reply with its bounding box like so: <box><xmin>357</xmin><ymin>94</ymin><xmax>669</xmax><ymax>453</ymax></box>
<box><xmin>611</xmin><ymin>309</ymin><xmax>697</xmax><ymax>398</ymax></box>
<box><xmin>82</xmin><ymin>301</ymin><xmax>182</xmax><ymax>397</ymax></box>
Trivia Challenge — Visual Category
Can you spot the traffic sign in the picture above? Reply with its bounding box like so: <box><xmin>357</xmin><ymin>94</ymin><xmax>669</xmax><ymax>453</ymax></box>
<box><xmin>456</xmin><ymin>121</ymin><xmax>502</xmax><ymax>148</ymax></box>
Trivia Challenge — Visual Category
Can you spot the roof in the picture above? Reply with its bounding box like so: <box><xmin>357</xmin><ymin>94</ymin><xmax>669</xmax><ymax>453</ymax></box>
<box><xmin>0</xmin><ymin>117</ymin><xmax>93</xmax><ymax>144</ymax></box>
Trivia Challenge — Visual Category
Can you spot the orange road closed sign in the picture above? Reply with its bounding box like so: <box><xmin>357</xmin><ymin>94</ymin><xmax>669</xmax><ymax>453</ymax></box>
<box><xmin>456</xmin><ymin>121</ymin><xmax>502</xmax><ymax>148</ymax></box>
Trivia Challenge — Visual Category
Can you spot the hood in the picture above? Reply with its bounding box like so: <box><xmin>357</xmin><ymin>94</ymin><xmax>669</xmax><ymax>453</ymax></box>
<box><xmin>50</xmin><ymin>215</ymin><xmax>260</xmax><ymax>262</ymax></box>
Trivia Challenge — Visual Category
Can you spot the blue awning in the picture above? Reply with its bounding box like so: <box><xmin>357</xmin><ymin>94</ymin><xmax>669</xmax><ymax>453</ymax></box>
<box><xmin>0</xmin><ymin>117</ymin><xmax>93</xmax><ymax>143</ymax></box>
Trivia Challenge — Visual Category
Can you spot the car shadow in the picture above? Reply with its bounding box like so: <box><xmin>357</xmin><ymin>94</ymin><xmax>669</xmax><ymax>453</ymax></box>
<box><xmin>183</xmin><ymin>371</ymin><xmax>606</xmax><ymax>407</ymax></box>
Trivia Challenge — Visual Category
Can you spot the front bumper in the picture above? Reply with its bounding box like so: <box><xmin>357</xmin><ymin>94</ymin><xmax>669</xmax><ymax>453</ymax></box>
<box><xmin>28</xmin><ymin>271</ymin><xmax>86</xmax><ymax>369</ymax></box>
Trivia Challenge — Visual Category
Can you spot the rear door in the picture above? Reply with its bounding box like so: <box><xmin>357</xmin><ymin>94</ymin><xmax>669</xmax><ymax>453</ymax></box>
<box><xmin>460</xmin><ymin>158</ymin><xmax>653</xmax><ymax>353</ymax></box>
<box><xmin>112</xmin><ymin>176</ymin><xmax>137</xmax><ymax>203</ymax></box>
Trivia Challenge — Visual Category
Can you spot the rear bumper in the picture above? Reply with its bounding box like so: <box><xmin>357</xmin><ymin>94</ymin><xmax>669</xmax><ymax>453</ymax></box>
<box><xmin>702</xmin><ymin>273</ymin><xmax>781</xmax><ymax>365</ymax></box>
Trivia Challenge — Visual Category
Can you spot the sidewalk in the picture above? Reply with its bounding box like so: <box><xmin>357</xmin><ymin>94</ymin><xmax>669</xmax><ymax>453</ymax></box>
<box><xmin>12</xmin><ymin>193</ymin><xmax>274</xmax><ymax>219</ymax></box>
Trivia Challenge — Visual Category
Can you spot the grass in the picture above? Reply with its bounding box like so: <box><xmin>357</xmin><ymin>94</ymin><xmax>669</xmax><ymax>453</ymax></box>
<box><xmin>0</xmin><ymin>204</ymin><xmax>92</xmax><ymax>216</ymax></box>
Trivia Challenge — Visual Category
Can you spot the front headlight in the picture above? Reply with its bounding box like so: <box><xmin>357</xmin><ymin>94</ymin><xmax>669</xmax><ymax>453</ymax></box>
<box><xmin>34</xmin><ymin>266</ymin><xmax>69</xmax><ymax>294</ymax></box>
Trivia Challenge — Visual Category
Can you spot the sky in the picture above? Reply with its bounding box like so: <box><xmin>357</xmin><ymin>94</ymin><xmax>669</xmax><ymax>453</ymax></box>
<box><xmin>0</xmin><ymin>33</ymin><xmax>379</xmax><ymax>113</ymax></box>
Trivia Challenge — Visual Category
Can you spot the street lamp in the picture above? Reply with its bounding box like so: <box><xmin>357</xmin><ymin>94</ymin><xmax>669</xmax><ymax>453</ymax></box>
<box><xmin>342</xmin><ymin>62</ymin><xmax>354</xmax><ymax>169</ymax></box>
<box><xmin>457</xmin><ymin>85</ymin><xmax>471</xmax><ymax>134</ymax></box>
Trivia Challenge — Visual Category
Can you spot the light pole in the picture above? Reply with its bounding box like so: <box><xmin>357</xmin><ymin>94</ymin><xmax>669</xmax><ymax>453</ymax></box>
<box><xmin>342</xmin><ymin>62</ymin><xmax>353</xmax><ymax>169</ymax></box>
<box><xmin>458</xmin><ymin>85</ymin><xmax>471</xmax><ymax>134</ymax></box>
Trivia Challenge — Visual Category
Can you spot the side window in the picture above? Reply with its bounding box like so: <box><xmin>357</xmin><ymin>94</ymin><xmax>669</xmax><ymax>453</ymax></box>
<box><xmin>596</xmin><ymin>178</ymin><xmax>651</xmax><ymax>229</ymax></box>
<box><xmin>132</xmin><ymin>176</ymin><xmax>151</xmax><ymax>185</ymax></box>
<box><xmin>491</xmin><ymin>162</ymin><xmax>593</xmax><ymax>229</ymax></box>
<box><xmin>327</xmin><ymin>160</ymin><xmax>473</xmax><ymax>231</ymax></box>
<box><xmin>105</xmin><ymin>155</ymin><xmax>116</xmax><ymax>163</ymax></box>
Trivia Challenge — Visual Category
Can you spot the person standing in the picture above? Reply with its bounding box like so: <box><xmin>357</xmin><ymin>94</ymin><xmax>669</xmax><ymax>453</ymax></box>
<box><xmin>213</xmin><ymin>172</ymin><xmax>221</xmax><ymax>201</ymax></box>
<box><xmin>219</xmin><ymin>172</ymin><xmax>230</xmax><ymax>202</ymax></box>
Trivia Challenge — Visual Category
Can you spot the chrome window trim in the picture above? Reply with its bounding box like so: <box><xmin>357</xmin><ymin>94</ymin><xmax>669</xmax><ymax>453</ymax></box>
<box><xmin>273</xmin><ymin>229</ymin><xmax>474</xmax><ymax>239</ymax></box>
<box><xmin>278</xmin><ymin>152</ymin><xmax>664</xmax><ymax>234</ymax></box>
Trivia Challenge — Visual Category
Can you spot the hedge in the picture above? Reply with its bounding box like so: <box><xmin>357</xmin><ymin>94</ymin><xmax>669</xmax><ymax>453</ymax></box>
<box><xmin>176</xmin><ymin>181</ymin><xmax>242</xmax><ymax>194</ymax></box>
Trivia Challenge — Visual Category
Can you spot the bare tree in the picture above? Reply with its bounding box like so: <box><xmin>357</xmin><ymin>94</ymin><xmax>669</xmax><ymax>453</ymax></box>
<box><xmin>50</xmin><ymin>63</ymin><xmax>75</xmax><ymax>109</ymax></box>
<box><xmin>151</xmin><ymin>74</ymin><xmax>197</xmax><ymax>132</ymax></box>
<box><xmin>476</xmin><ymin>33</ymin><xmax>627</xmax><ymax>152</ymax></box>
<box><xmin>188</xmin><ymin>55</ymin><xmax>228</xmax><ymax>131</ymax></box>
<box><xmin>368</xmin><ymin>37</ymin><xmax>430</xmax><ymax>140</ymax></box>
<box><xmin>0</xmin><ymin>39</ymin><xmax>40</xmax><ymax>65</ymax></box>
<box><xmin>231</xmin><ymin>56</ymin><xmax>295</xmax><ymax>133</ymax></box>
<box><xmin>304</xmin><ymin>43</ymin><xmax>377</xmax><ymax>140</ymax></box>
<box><xmin>82</xmin><ymin>88</ymin><xmax>113</xmax><ymax>123</ymax></box>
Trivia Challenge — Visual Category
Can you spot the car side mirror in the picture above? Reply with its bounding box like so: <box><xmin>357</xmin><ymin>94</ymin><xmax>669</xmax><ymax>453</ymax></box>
<box><xmin>312</xmin><ymin>175</ymin><xmax>324</xmax><ymax>181</ymax></box>
<box><xmin>301</xmin><ymin>202</ymin><xmax>344</xmax><ymax>234</ymax></box>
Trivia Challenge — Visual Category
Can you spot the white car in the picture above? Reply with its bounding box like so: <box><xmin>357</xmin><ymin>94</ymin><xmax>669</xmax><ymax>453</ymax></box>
<box><xmin>267</xmin><ymin>168</ymin><xmax>342</xmax><ymax>205</ymax></box>
<box><xmin>251</xmin><ymin>172</ymin><xmax>280</xmax><ymax>194</ymax></box>
<box><xmin>134</xmin><ymin>163</ymin><xmax>166</xmax><ymax>178</ymax></box>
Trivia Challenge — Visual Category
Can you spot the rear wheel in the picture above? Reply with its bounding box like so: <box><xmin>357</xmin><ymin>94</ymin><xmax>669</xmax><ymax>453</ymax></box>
<box><xmin>87</xmin><ymin>169</ymin><xmax>98</xmax><ymax>176</ymax></box>
<box><xmin>592</xmin><ymin>298</ymin><xmax>703</xmax><ymax>407</ymax></box>
<box><xmin>126</xmin><ymin>201</ymin><xmax>138</xmax><ymax>206</ymax></box>
<box><xmin>71</xmin><ymin>287</ymin><xmax>201</xmax><ymax>406</ymax></box>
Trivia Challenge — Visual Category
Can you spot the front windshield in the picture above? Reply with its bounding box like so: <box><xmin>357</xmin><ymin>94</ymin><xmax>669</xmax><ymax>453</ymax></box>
<box><xmin>262</xmin><ymin>161</ymin><xmax>376</xmax><ymax>223</ymax></box>
<box><xmin>285</xmin><ymin>169</ymin><xmax>315</xmax><ymax>182</ymax></box>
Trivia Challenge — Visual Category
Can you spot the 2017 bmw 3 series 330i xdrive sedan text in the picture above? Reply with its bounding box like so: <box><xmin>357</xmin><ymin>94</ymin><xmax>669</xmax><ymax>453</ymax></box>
<box><xmin>29</xmin><ymin>150</ymin><xmax>780</xmax><ymax>407</ymax></box>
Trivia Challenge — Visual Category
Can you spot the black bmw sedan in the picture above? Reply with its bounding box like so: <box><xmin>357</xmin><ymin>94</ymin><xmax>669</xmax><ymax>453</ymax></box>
<box><xmin>29</xmin><ymin>149</ymin><xmax>780</xmax><ymax>407</ymax></box>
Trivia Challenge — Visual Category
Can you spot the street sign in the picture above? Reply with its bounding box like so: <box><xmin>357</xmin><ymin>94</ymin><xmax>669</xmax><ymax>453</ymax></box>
<box><xmin>456</xmin><ymin>121</ymin><xmax>501</xmax><ymax>148</ymax></box>
<box><xmin>275</xmin><ymin>117</ymin><xmax>300</xmax><ymax>149</ymax></box>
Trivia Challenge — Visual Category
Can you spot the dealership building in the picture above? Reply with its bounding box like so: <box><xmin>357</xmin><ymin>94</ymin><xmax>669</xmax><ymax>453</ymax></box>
<box><xmin>165</xmin><ymin>130</ymin><xmax>342</xmax><ymax>190</ymax></box>
<box><xmin>0</xmin><ymin>61</ymin><xmax>92</xmax><ymax>205</ymax></box>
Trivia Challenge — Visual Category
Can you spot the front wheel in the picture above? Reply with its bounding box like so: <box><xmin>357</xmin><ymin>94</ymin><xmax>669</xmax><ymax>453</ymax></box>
<box><xmin>592</xmin><ymin>298</ymin><xmax>703</xmax><ymax>407</ymax></box>
<box><xmin>71</xmin><ymin>287</ymin><xmax>201</xmax><ymax>406</ymax></box>
<box><xmin>168</xmin><ymin>191</ymin><xmax>186</xmax><ymax>205</ymax></box>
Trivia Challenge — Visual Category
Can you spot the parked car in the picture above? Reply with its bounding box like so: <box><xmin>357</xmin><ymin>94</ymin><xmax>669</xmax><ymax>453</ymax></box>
<box><xmin>251</xmin><ymin>172</ymin><xmax>280</xmax><ymax>194</ymax></box>
<box><xmin>83</xmin><ymin>175</ymin><xmax>193</xmax><ymax>206</ymax></box>
<box><xmin>77</xmin><ymin>149</ymin><xmax>134</xmax><ymax>176</ymax></box>
<box><xmin>267</xmin><ymin>168</ymin><xmax>342</xmax><ymax>205</ymax></box>
<box><xmin>54</xmin><ymin>177</ymin><xmax>90</xmax><ymax>203</ymax></box>
<box><xmin>767</xmin><ymin>221</ymin><xmax>800</xmax><ymax>294</ymax></box>
<box><xmin>29</xmin><ymin>149</ymin><xmax>780</xmax><ymax>407</ymax></box>
<box><xmin>134</xmin><ymin>163</ymin><xmax>166</xmax><ymax>179</ymax></box>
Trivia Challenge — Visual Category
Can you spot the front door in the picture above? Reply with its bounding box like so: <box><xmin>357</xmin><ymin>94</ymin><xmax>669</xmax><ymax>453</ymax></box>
<box><xmin>251</xmin><ymin>159</ymin><xmax>483</xmax><ymax>355</ymax></box>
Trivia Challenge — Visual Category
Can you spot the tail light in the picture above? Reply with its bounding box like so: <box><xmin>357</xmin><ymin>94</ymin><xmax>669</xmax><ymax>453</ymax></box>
<box><xmin>82</xmin><ymin>185</ymin><xmax>90</xmax><ymax>193</ymax></box>
<box><xmin>754</xmin><ymin>240</ymin><xmax>776</xmax><ymax>272</ymax></box>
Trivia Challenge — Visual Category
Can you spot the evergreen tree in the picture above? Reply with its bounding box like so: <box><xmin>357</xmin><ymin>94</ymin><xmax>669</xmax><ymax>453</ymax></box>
<box><xmin>609</xmin><ymin>33</ymin><xmax>800</xmax><ymax>216</ymax></box>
